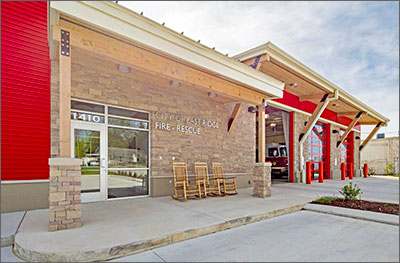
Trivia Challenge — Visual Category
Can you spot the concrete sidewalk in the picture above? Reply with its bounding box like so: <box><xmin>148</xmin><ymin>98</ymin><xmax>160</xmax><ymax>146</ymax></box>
<box><xmin>1</xmin><ymin>211</ymin><xmax>25</xmax><ymax>247</ymax></box>
<box><xmin>11</xmin><ymin>176</ymin><xmax>399</xmax><ymax>262</ymax></box>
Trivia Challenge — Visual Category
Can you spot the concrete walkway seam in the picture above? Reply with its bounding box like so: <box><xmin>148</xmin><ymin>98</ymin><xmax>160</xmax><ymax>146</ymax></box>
<box><xmin>13</xmin><ymin>204</ymin><xmax>305</xmax><ymax>262</ymax></box>
<box><xmin>1</xmin><ymin>211</ymin><xmax>27</xmax><ymax>248</ymax></box>
<box><xmin>303</xmin><ymin>203</ymin><xmax>399</xmax><ymax>226</ymax></box>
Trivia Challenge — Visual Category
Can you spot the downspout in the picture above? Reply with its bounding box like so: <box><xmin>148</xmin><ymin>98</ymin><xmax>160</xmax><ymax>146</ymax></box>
<box><xmin>299</xmin><ymin>89</ymin><xmax>339</xmax><ymax>183</ymax></box>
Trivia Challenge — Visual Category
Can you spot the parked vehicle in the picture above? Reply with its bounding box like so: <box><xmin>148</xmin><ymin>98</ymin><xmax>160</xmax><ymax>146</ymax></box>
<box><xmin>265</xmin><ymin>144</ymin><xmax>288</xmax><ymax>177</ymax></box>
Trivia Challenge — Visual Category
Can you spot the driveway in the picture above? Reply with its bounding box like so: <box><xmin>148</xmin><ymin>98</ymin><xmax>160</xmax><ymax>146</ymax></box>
<box><xmin>112</xmin><ymin>210</ymin><xmax>399</xmax><ymax>262</ymax></box>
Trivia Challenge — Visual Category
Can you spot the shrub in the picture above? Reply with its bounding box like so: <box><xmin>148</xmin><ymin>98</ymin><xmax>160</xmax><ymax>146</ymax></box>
<box><xmin>313</xmin><ymin>196</ymin><xmax>341</xmax><ymax>204</ymax></box>
<box><xmin>384</xmin><ymin>163</ymin><xmax>395</xmax><ymax>175</ymax></box>
<box><xmin>368</xmin><ymin>167</ymin><xmax>376</xmax><ymax>175</ymax></box>
<box><xmin>339</xmin><ymin>182</ymin><xmax>362</xmax><ymax>201</ymax></box>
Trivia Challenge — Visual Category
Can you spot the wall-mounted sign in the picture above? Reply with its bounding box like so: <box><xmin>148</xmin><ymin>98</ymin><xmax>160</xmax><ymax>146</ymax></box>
<box><xmin>71</xmin><ymin>111</ymin><xmax>105</xmax><ymax>123</ymax></box>
<box><xmin>154</xmin><ymin>111</ymin><xmax>219</xmax><ymax>135</ymax></box>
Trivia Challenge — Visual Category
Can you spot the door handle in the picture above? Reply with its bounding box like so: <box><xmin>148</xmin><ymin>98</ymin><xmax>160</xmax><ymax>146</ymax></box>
<box><xmin>101</xmin><ymin>158</ymin><xmax>106</xmax><ymax>168</ymax></box>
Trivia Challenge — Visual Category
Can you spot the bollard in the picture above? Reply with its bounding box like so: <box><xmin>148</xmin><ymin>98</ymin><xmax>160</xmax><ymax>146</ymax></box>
<box><xmin>306</xmin><ymin>161</ymin><xmax>312</xmax><ymax>184</ymax></box>
<box><xmin>341</xmin><ymin>163</ymin><xmax>346</xmax><ymax>180</ymax></box>
<box><xmin>363</xmin><ymin>163</ymin><xmax>368</xmax><ymax>178</ymax></box>
<box><xmin>349</xmin><ymin>163</ymin><xmax>354</xmax><ymax>179</ymax></box>
<box><xmin>319</xmin><ymin>162</ymin><xmax>324</xmax><ymax>183</ymax></box>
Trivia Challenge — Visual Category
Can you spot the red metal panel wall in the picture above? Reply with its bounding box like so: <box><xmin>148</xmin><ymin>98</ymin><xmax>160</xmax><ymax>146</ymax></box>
<box><xmin>1</xmin><ymin>1</ymin><xmax>50</xmax><ymax>180</ymax></box>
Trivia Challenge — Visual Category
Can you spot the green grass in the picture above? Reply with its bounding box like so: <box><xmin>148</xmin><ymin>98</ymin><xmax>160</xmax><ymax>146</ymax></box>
<box><xmin>383</xmin><ymin>174</ymin><xmax>399</xmax><ymax>177</ymax></box>
<box><xmin>81</xmin><ymin>167</ymin><xmax>100</xmax><ymax>175</ymax></box>
<box><xmin>312</xmin><ymin>196</ymin><xmax>342</xmax><ymax>204</ymax></box>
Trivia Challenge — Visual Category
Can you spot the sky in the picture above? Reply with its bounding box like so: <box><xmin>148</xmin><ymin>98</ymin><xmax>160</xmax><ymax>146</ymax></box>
<box><xmin>120</xmin><ymin>1</ymin><xmax>399</xmax><ymax>139</ymax></box>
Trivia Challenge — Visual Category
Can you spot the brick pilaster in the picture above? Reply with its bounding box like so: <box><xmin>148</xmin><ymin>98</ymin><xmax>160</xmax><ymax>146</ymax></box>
<box><xmin>253</xmin><ymin>162</ymin><xmax>272</xmax><ymax>198</ymax></box>
<box><xmin>48</xmin><ymin>158</ymin><xmax>82</xmax><ymax>231</ymax></box>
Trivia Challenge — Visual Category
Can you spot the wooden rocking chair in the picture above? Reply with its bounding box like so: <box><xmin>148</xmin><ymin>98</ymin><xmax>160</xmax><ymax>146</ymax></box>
<box><xmin>194</xmin><ymin>162</ymin><xmax>222</xmax><ymax>197</ymax></box>
<box><xmin>171</xmin><ymin>162</ymin><xmax>202</xmax><ymax>201</ymax></box>
<box><xmin>211</xmin><ymin>162</ymin><xmax>238</xmax><ymax>195</ymax></box>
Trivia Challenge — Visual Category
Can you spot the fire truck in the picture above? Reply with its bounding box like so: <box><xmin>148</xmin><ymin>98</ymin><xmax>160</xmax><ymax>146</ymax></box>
<box><xmin>265</xmin><ymin>143</ymin><xmax>288</xmax><ymax>178</ymax></box>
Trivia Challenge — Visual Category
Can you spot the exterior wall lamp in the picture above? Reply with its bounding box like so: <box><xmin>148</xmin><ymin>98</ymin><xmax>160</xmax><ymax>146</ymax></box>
<box><xmin>332</xmin><ymin>129</ymin><xmax>339</xmax><ymax>134</ymax></box>
<box><xmin>248</xmin><ymin>106</ymin><xmax>257</xmax><ymax>113</ymax></box>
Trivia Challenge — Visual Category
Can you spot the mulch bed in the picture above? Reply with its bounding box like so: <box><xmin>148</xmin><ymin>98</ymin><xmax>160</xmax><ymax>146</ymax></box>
<box><xmin>311</xmin><ymin>199</ymin><xmax>399</xmax><ymax>215</ymax></box>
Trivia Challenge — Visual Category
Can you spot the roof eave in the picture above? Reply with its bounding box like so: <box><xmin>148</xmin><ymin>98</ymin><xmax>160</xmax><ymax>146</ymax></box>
<box><xmin>234</xmin><ymin>42</ymin><xmax>389</xmax><ymax>124</ymax></box>
<box><xmin>50</xmin><ymin>1</ymin><xmax>284</xmax><ymax>99</ymax></box>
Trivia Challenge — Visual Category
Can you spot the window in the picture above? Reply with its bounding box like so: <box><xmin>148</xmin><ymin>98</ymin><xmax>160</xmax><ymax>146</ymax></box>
<box><xmin>268</xmin><ymin>148</ymin><xmax>279</xmax><ymax>157</ymax></box>
<box><xmin>280</xmin><ymin>147</ymin><xmax>287</xmax><ymax>157</ymax></box>
<box><xmin>308</xmin><ymin>122</ymin><xmax>328</xmax><ymax>180</ymax></box>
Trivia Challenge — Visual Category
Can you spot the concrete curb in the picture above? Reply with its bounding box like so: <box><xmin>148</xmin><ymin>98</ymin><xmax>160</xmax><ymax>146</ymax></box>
<box><xmin>14</xmin><ymin>204</ymin><xmax>304</xmax><ymax>262</ymax></box>
<box><xmin>303</xmin><ymin>203</ymin><xmax>399</xmax><ymax>226</ymax></box>
<box><xmin>1</xmin><ymin>236</ymin><xmax>14</xmax><ymax>248</ymax></box>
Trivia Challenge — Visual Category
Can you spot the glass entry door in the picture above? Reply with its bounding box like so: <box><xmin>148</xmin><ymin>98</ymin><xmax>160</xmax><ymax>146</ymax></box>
<box><xmin>71</xmin><ymin>121</ymin><xmax>106</xmax><ymax>202</ymax></box>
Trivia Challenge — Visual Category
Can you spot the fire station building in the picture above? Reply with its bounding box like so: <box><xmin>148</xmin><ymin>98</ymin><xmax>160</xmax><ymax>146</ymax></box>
<box><xmin>1</xmin><ymin>1</ymin><xmax>389</xmax><ymax>212</ymax></box>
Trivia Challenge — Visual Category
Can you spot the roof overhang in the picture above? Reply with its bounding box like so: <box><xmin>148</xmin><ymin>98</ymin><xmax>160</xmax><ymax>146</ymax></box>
<box><xmin>233</xmin><ymin>42</ymin><xmax>390</xmax><ymax>126</ymax></box>
<box><xmin>49</xmin><ymin>1</ymin><xmax>284</xmax><ymax>99</ymax></box>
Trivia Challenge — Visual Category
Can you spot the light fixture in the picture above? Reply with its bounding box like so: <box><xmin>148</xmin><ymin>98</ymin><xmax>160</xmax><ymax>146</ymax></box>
<box><xmin>270</xmin><ymin>122</ymin><xmax>276</xmax><ymax>127</ymax></box>
<box><xmin>332</xmin><ymin>103</ymin><xmax>339</xmax><ymax>107</ymax></box>
<box><xmin>117</xmin><ymin>64</ymin><xmax>131</xmax><ymax>73</ymax></box>
<box><xmin>170</xmin><ymin>80</ymin><xmax>181</xmax><ymax>88</ymax></box>
<box><xmin>248</xmin><ymin>106</ymin><xmax>257</xmax><ymax>113</ymax></box>
<box><xmin>355</xmin><ymin>136</ymin><xmax>361</xmax><ymax>140</ymax></box>
<box><xmin>290</xmin><ymin>83</ymin><xmax>298</xmax><ymax>88</ymax></box>
<box><xmin>265</xmin><ymin>114</ymin><xmax>270</xmax><ymax>119</ymax></box>
<box><xmin>208</xmin><ymin>92</ymin><xmax>217</xmax><ymax>98</ymax></box>
<box><xmin>332</xmin><ymin>129</ymin><xmax>339</xmax><ymax>134</ymax></box>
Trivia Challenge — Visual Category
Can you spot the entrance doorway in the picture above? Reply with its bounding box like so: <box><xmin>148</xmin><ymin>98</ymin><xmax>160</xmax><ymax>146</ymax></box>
<box><xmin>72</xmin><ymin>121</ymin><xmax>107</xmax><ymax>202</ymax></box>
<box><xmin>71</xmin><ymin>99</ymin><xmax>150</xmax><ymax>203</ymax></box>
<box><xmin>264</xmin><ymin>106</ymin><xmax>290</xmax><ymax>183</ymax></box>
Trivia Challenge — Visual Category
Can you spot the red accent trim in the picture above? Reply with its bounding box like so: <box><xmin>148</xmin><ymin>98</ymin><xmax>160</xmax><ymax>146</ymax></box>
<box><xmin>289</xmin><ymin>111</ymin><xmax>294</xmax><ymax>183</ymax></box>
<box><xmin>363</xmin><ymin>163</ymin><xmax>368</xmax><ymax>178</ymax></box>
<box><xmin>349</xmin><ymin>163</ymin><xmax>354</xmax><ymax>180</ymax></box>
<box><xmin>341</xmin><ymin>163</ymin><xmax>346</xmax><ymax>180</ymax></box>
<box><xmin>273</xmin><ymin>91</ymin><xmax>361</xmax><ymax>130</ymax></box>
<box><xmin>1</xmin><ymin>1</ymin><xmax>50</xmax><ymax>180</ymax></box>
<box><xmin>326</xmin><ymin>123</ymin><xmax>331</xmax><ymax>179</ymax></box>
<box><xmin>319</xmin><ymin>161</ymin><xmax>324</xmax><ymax>183</ymax></box>
<box><xmin>306</xmin><ymin>161</ymin><xmax>312</xmax><ymax>184</ymax></box>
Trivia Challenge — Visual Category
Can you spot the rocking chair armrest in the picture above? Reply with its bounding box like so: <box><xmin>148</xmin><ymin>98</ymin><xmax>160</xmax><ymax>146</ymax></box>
<box><xmin>188</xmin><ymin>178</ymin><xmax>203</xmax><ymax>184</ymax></box>
<box><xmin>224</xmin><ymin>176</ymin><xmax>236</xmax><ymax>180</ymax></box>
<box><xmin>175</xmin><ymin>180</ymin><xmax>186</xmax><ymax>184</ymax></box>
<box><xmin>193</xmin><ymin>178</ymin><xmax>206</xmax><ymax>182</ymax></box>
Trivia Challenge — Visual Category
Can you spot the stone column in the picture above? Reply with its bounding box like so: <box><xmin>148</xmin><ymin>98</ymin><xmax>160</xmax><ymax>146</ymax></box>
<box><xmin>253</xmin><ymin>162</ymin><xmax>272</xmax><ymax>198</ymax></box>
<box><xmin>48</xmin><ymin>158</ymin><xmax>82</xmax><ymax>231</ymax></box>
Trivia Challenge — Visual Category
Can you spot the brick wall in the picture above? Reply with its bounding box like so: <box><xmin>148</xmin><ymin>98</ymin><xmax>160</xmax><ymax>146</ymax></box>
<box><xmin>354</xmin><ymin>131</ymin><xmax>361</xmax><ymax>170</ymax></box>
<box><xmin>51</xmin><ymin>47</ymin><xmax>256</xmax><ymax>191</ymax></box>
<box><xmin>330</xmin><ymin>124</ymin><xmax>341</xmax><ymax>172</ymax></box>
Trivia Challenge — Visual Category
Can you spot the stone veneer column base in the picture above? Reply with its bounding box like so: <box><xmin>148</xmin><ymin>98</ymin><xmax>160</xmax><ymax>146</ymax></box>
<box><xmin>48</xmin><ymin>158</ymin><xmax>82</xmax><ymax>231</ymax></box>
<box><xmin>253</xmin><ymin>162</ymin><xmax>272</xmax><ymax>198</ymax></box>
